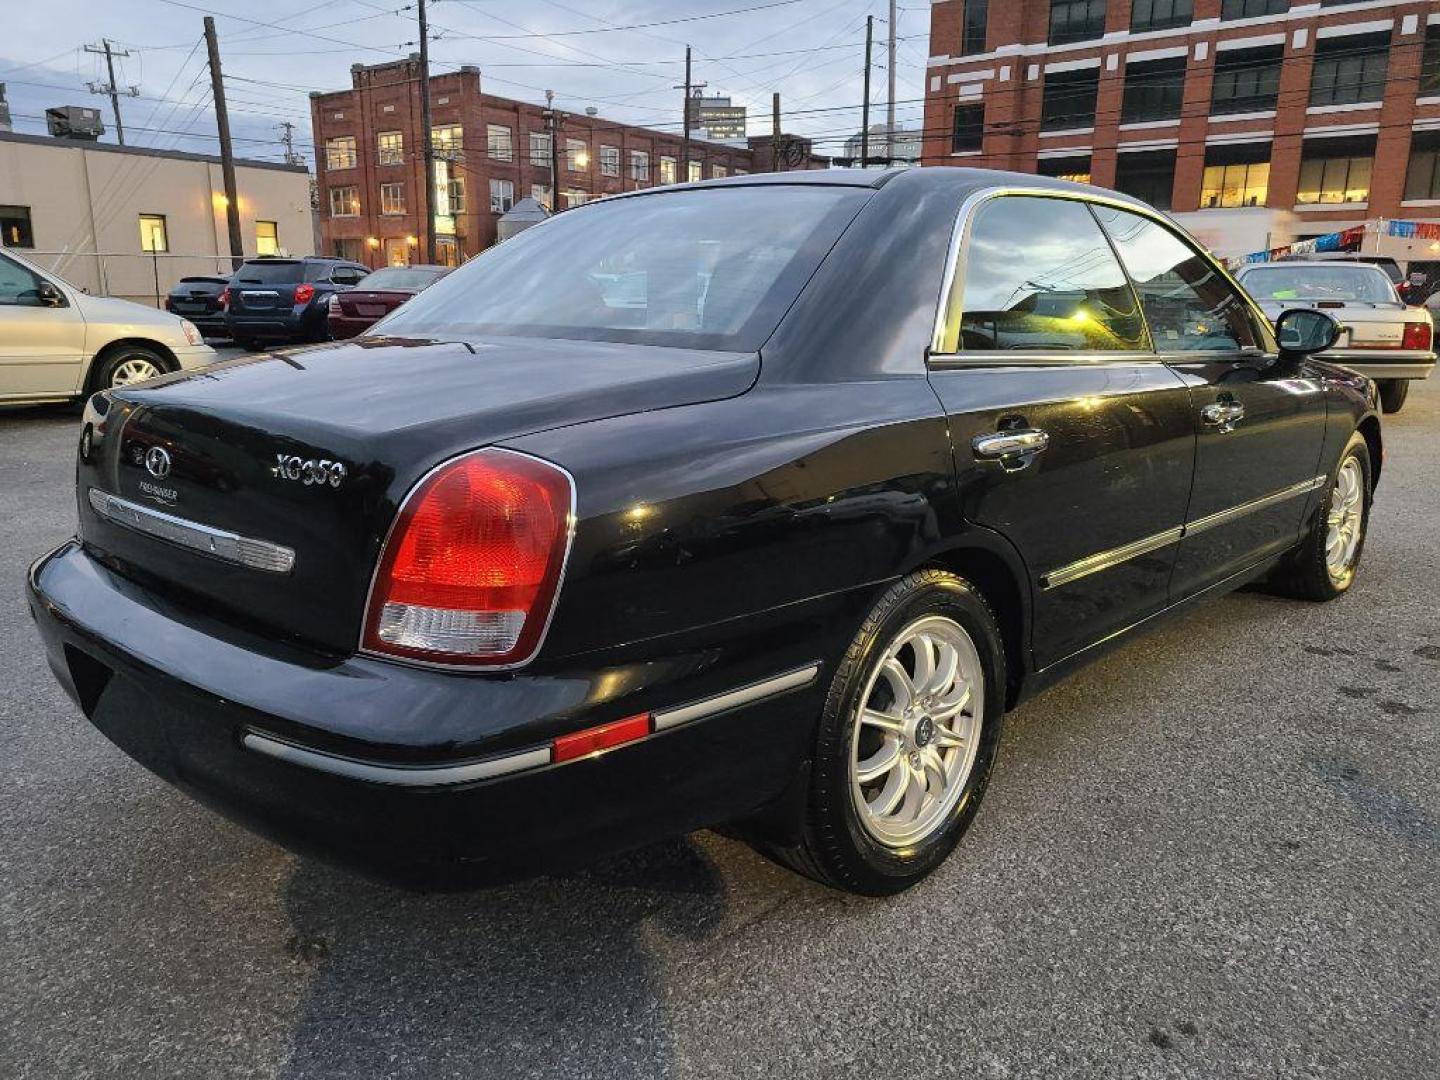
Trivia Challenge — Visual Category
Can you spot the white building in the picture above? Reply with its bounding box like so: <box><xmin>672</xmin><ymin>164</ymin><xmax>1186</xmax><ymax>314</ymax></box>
<box><xmin>843</xmin><ymin>124</ymin><xmax>922</xmax><ymax>168</ymax></box>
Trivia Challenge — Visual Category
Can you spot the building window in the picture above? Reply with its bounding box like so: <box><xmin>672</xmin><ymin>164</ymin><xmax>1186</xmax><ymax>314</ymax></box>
<box><xmin>256</xmin><ymin>220</ymin><xmax>279</xmax><ymax>256</ymax></box>
<box><xmin>1037</xmin><ymin>155</ymin><xmax>1091</xmax><ymax>183</ymax></box>
<box><xmin>380</xmin><ymin>182</ymin><xmax>406</xmax><ymax>215</ymax></box>
<box><xmin>1220</xmin><ymin>0</ymin><xmax>1286</xmax><ymax>17</ymax></box>
<box><xmin>1121</xmin><ymin>56</ymin><xmax>1187</xmax><ymax>123</ymax></box>
<box><xmin>377</xmin><ymin>131</ymin><xmax>404</xmax><ymax>166</ymax></box>
<box><xmin>1131</xmin><ymin>0</ymin><xmax>1191</xmax><ymax>31</ymax></box>
<box><xmin>332</xmin><ymin>239</ymin><xmax>363</xmax><ymax>262</ymax></box>
<box><xmin>1041</xmin><ymin>67</ymin><xmax>1100</xmax><ymax>131</ymax></box>
<box><xmin>952</xmin><ymin>104</ymin><xmax>984</xmax><ymax>152</ymax></box>
<box><xmin>1211</xmin><ymin>45</ymin><xmax>1282</xmax><ymax>115</ymax></box>
<box><xmin>530</xmin><ymin>132</ymin><xmax>552</xmax><ymax>169</ymax></box>
<box><xmin>1297</xmin><ymin>136</ymin><xmax>1374</xmax><ymax>204</ymax></box>
<box><xmin>487</xmin><ymin>124</ymin><xmax>513</xmax><ymax>161</ymax></box>
<box><xmin>325</xmin><ymin>135</ymin><xmax>356</xmax><ymax>170</ymax></box>
<box><xmin>138</xmin><ymin>214</ymin><xmax>168</xmax><ymax>253</ymax></box>
<box><xmin>384</xmin><ymin>237</ymin><xmax>409</xmax><ymax>268</ymax></box>
<box><xmin>0</xmin><ymin>204</ymin><xmax>34</xmax><ymax>248</ymax></box>
<box><xmin>563</xmin><ymin>189</ymin><xmax>587</xmax><ymax>208</ymax></box>
<box><xmin>1048</xmin><ymin>0</ymin><xmax>1106</xmax><ymax>47</ymax></box>
<box><xmin>960</xmin><ymin>0</ymin><xmax>989</xmax><ymax>56</ymax></box>
<box><xmin>566</xmin><ymin>138</ymin><xmax>589</xmax><ymax>172</ymax></box>
<box><xmin>1114</xmin><ymin>151</ymin><xmax>1176</xmax><ymax>209</ymax></box>
<box><xmin>687</xmin><ymin>160</ymin><xmax>703</xmax><ymax>182</ymax></box>
<box><xmin>448</xmin><ymin>177</ymin><xmax>466</xmax><ymax>213</ymax></box>
<box><xmin>329</xmin><ymin>186</ymin><xmax>360</xmax><ymax>217</ymax></box>
<box><xmin>432</xmin><ymin>124</ymin><xmax>463</xmax><ymax>158</ymax></box>
<box><xmin>531</xmin><ymin>183</ymin><xmax>552</xmax><ymax>210</ymax></box>
<box><xmin>489</xmin><ymin>178</ymin><xmax>515</xmax><ymax>213</ymax></box>
<box><xmin>599</xmin><ymin>144</ymin><xmax>620</xmax><ymax>177</ymax></box>
<box><xmin>713</xmin><ymin>163</ymin><xmax>727</xmax><ymax>178</ymax></box>
<box><xmin>660</xmin><ymin>156</ymin><xmax>678</xmax><ymax>184</ymax></box>
<box><xmin>1405</xmin><ymin>132</ymin><xmax>1440</xmax><ymax>200</ymax></box>
<box><xmin>1423</xmin><ymin>27</ymin><xmax>1440</xmax><ymax>96</ymax></box>
<box><xmin>630</xmin><ymin>149</ymin><xmax>650</xmax><ymax>183</ymax></box>
<box><xmin>734</xmin><ymin>167</ymin><xmax>748</xmax><ymax>176</ymax></box>
<box><xmin>1201</xmin><ymin>144</ymin><xmax>1270</xmax><ymax>208</ymax></box>
<box><xmin>1309</xmin><ymin>32</ymin><xmax>1390</xmax><ymax>107</ymax></box>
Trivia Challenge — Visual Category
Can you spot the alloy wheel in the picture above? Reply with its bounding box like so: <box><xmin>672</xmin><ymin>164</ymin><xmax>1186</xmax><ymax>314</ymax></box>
<box><xmin>1325</xmin><ymin>457</ymin><xmax>1364</xmax><ymax>584</ymax></box>
<box><xmin>109</xmin><ymin>356</ymin><xmax>162</xmax><ymax>387</ymax></box>
<box><xmin>849</xmin><ymin>614</ymin><xmax>985</xmax><ymax>848</ymax></box>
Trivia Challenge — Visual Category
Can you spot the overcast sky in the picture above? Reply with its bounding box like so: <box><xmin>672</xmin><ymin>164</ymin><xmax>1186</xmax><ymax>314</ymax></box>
<box><xmin>0</xmin><ymin>0</ymin><xmax>931</xmax><ymax>167</ymax></box>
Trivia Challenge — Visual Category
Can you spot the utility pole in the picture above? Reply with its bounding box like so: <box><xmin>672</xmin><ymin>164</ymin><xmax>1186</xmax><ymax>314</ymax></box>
<box><xmin>84</xmin><ymin>40</ymin><xmax>138</xmax><ymax>146</ymax></box>
<box><xmin>417</xmin><ymin>0</ymin><xmax>436</xmax><ymax>264</ymax></box>
<box><xmin>203</xmin><ymin>18</ymin><xmax>243</xmax><ymax>269</ymax></box>
<box><xmin>860</xmin><ymin>15</ymin><xmax>873</xmax><ymax>168</ymax></box>
<box><xmin>886</xmin><ymin>0</ymin><xmax>897</xmax><ymax>166</ymax></box>
<box><xmin>771</xmin><ymin>91</ymin><xmax>781</xmax><ymax>173</ymax></box>
<box><xmin>277</xmin><ymin>120</ymin><xmax>303</xmax><ymax>167</ymax></box>
<box><xmin>680</xmin><ymin>47</ymin><xmax>691</xmax><ymax>183</ymax></box>
<box><xmin>544</xmin><ymin>90</ymin><xmax>562</xmax><ymax>211</ymax></box>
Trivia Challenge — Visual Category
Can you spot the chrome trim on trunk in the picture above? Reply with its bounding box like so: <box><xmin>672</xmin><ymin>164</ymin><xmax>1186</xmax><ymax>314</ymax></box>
<box><xmin>240</xmin><ymin>731</ymin><xmax>551</xmax><ymax>787</ymax></box>
<box><xmin>87</xmin><ymin>489</ymin><xmax>296</xmax><ymax>574</ymax></box>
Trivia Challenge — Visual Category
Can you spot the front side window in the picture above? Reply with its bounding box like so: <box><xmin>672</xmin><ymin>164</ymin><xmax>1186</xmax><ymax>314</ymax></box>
<box><xmin>952</xmin><ymin>104</ymin><xmax>984</xmax><ymax>152</ymax></box>
<box><xmin>1309</xmin><ymin>32</ymin><xmax>1390</xmax><ymax>107</ymax></box>
<box><xmin>1114</xmin><ymin>151</ymin><xmax>1176</xmax><ymax>210</ymax></box>
<box><xmin>1042</xmin><ymin>67</ymin><xmax>1100</xmax><ymax>130</ymax></box>
<box><xmin>1049</xmin><ymin>0</ymin><xmax>1106</xmax><ymax>46</ymax></box>
<box><xmin>1122</xmin><ymin>56</ymin><xmax>1187</xmax><ymax>124</ymax></box>
<box><xmin>256</xmin><ymin>220</ymin><xmax>279</xmax><ymax>256</ymax></box>
<box><xmin>1297</xmin><ymin>137</ymin><xmax>1374</xmax><ymax>204</ymax></box>
<box><xmin>379</xmin><ymin>186</ymin><xmax>867</xmax><ymax>352</ymax></box>
<box><xmin>139</xmin><ymin>214</ymin><xmax>168</xmax><ymax>253</ymax></box>
<box><xmin>325</xmin><ymin>135</ymin><xmax>356</xmax><ymax>170</ymax></box>
<box><xmin>487</xmin><ymin>125</ymin><xmax>513</xmax><ymax>161</ymax></box>
<box><xmin>1093</xmin><ymin>204</ymin><xmax>1256</xmax><ymax>351</ymax></box>
<box><xmin>660</xmin><ymin>156</ymin><xmax>678</xmax><ymax>184</ymax></box>
<box><xmin>530</xmin><ymin>132</ymin><xmax>552</xmax><ymax>168</ymax></box>
<box><xmin>329</xmin><ymin>186</ymin><xmax>360</xmax><ymax>217</ymax></box>
<box><xmin>1212</xmin><ymin>46</ymin><xmax>1282</xmax><ymax>115</ymax></box>
<box><xmin>1131</xmin><ymin>0</ymin><xmax>1191</xmax><ymax>31</ymax></box>
<box><xmin>380</xmin><ymin>182</ymin><xmax>406</xmax><ymax>215</ymax></box>
<box><xmin>960</xmin><ymin>0</ymin><xmax>989</xmax><ymax>55</ymax></box>
<box><xmin>949</xmin><ymin>196</ymin><xmax>1148</xmax><ymax>353</ymax></box>
<box><xmin>378</xmin><ymin>131</ymin><xmax>404</xmax><ymax>166</ymax></box>
<box><xmin>489</xmin><ymin>178</ymin><xmax>515</xmax><ymax>214</ymax></box>
<box><xmin>600</xmin><ymin>145</ymin><xmax>620</xmax><ymax>177</ymax></box>
<box><xmin>566</xmin><ymin>138</ymin><xmax>589</xmax><ymax>172</ymax></box>
<box><xmin>1221</xmin><ymin>0</ymin><xmax>1286</xmax><ymax>17</ymax></box>
<box><xmin>630</xmin><ymin>150</ymin><xmax>650</xmax><ymax>183</ymax></box>
<box><xmin>0</xmin><ymin>204</ymin><xmax>34</xmax><ymax>248</ymax></box>
<box><xmin>0</xmin><ymin>252</ymin><xmax>47</xmax><ymax>306</ymax></box>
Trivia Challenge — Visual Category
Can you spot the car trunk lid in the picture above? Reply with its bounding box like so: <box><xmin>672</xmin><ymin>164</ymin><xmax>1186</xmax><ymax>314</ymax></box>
<box><xmin>335</xmin><ymin>289</ymin><xmax>411</xmax><ymax>319</ymax></box>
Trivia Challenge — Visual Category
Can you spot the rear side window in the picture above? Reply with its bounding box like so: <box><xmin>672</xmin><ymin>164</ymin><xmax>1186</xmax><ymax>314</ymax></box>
<box><xmin>1092</xmin><ymin>205</ymin><xmax>1256</xmax><ymax>351</ymax></box>
<box><xmin>236</xmin><ymin>261</ymin><xmax>304</xmax><ymax>285</ymax></box>
<box><xmin>950</xmin><ymin>196</ymin><xmax>1149</xmax><ymax>352</ymax></box>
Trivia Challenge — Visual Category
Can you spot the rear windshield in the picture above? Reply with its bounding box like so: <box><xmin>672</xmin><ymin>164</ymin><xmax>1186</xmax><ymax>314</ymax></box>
<box><xmin>1241</xmin><ymin>265</ymin><xmax>1396</xmax><ymax>303</ymax></box>
<box><xmin>235</xmin><ymin>261</ymin><xmax>304</xmax><ymax>285</ymax></box>
<box><xmin>177</xmin><ymin>276</ymin><xmax>229</xmax><ymax>285</ymax></box>
<box><xmin>378</xmin><ymin>186</ymin><xmax>867</xmax><ymax>351</ymax></box>
<box><xmin>357</xmin><ymin>266</ymin><xmax>447</xmax><ymax>290</ymax></box>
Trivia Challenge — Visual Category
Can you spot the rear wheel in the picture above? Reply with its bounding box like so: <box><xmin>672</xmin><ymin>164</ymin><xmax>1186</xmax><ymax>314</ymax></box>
<box><xmin>94</xmin><ymin>345</ymin><xmax>169</xmax><ymax>390</ymax></box>
<box><xmin>1378</xmin><ymin>379</ymin><xmax>1409</xmax><ymax>414</ymax></box>
<box><xmin>766</xmin><ymin>569</ymin><xmax>1006</xmax><ymax>895</ymax></box>
<box><xmin>1275</xmin><ymin>432</ymin><xmax>1371</xmax><ymax>601</ymax></box>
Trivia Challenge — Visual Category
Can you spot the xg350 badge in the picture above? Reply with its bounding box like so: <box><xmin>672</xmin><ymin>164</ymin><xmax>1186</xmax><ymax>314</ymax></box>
<box><xmin>273</xmin><ymin>454</ymin><xmax>347</xmax><ymax>489</ymax></box>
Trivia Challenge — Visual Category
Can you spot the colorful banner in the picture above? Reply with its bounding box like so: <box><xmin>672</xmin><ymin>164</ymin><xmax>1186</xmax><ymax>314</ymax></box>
<box><xmin>1234</xmin><ymin>224</ymin><xmax>1367</xmax><ymax>267</ymax></box>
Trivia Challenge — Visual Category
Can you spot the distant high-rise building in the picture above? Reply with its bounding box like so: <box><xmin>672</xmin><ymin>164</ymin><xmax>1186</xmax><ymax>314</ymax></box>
<box><xmin>843</xmin><ymin>124</ymin><xmax>922</xmax><ymax>168</ymax></box>
<box><xmin>687</xmin><ymin>94</ymin><xmax>747</xmax><ymax>146</ymax></box>
<box><xmin>0</xmin><ymin>84</ymin><xmax>11</xmax><ymax>133</ymax></box>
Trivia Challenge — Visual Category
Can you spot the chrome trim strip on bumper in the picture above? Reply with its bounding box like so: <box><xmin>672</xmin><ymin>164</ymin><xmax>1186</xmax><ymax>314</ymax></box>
<box><xmin>1041</xmin><ymin>475</ymin><xmax>1328</xmax><ymax>591</ymax></box>
<box><xmin>652</xmin><ymin>663</ymin><xmax>820</xmax><ymax>732</ymax></box>
<box><xmin>87</xmin><ymin>489</ymin><xmax>296</xmax><ymax>574</ymax></box>
<box><xmin>241</xmin><ymin>662</ymin><xmax>822</xmax><ymax>787</ymax></box>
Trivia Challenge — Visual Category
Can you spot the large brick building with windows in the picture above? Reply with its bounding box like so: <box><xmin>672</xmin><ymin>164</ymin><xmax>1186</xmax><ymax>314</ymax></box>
<box><xmin>311</xmin><ymin>58</ymin><xmax>811</xmax><ymax>268</ymax></box>
<box><xmin>923</xmin><ymin>0</ymin><xmax>1440</xmax><ymax>248</ymax></box>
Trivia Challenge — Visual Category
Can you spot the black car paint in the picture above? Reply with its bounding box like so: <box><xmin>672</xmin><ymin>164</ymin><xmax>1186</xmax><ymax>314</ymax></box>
<box><xmin>224</xmin><ymin>257</ymin><xmax>369</xmax><ymax>345</ymax></box>
<box><xmin>164</xmin><ymin>276</ymin><xmax>231</xmax><ymax>336</ymax></box>
<box><xmin>28</xmin><ymin>168</ymin><xmax>1382</xmax><ymax>885</ymax></box>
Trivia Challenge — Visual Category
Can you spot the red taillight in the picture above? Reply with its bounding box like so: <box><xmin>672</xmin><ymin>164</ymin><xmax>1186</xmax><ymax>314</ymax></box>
<box><xmin>218</xmin><ymin>287</ymin><xmax>230</xmax><ymax>310</ymax></box>
<box><xmin>1402</xmin><ymin>321</ymin><xmax>1432</xmax><ymax>351</ymax></box>
<box><xmin>363</xmin><ymin>449</ymin><xmax>573</xmax><ymax>667</ymax></box>
<box><xmin>294</xmin><ymin>283</ymin><xmax>315</xmax><ymax>305</ymax></box>
<box><xmin>552</xmin><ymin>714</ymin><xmax>651</xmax><ymax>763</ymax></box>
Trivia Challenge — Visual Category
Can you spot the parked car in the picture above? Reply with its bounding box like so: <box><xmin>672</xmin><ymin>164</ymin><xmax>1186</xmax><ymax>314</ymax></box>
<box><xmin>1236</xmin><ymin>260</ymin><xmax>1434</xmax><ymax>413</ymax></box>
<box><xmin>223</xmin><ymin>256</ymin><xmax>369</xmax><ymax>350</ymax></box>
<box><xmin>327</xmin><ymin>264</ymin><xmax>452</xmax><ymax>339</ymax></box>
<box><xmin>29</xmin><ymin>170</ymin><xmax>1379</xmax><ymax>895</ymax></box>
<box><xmin>163</xmin><ymin>275</ymin><xmax>232</xmax><ymax>339</ymax></box>
<box><xmin>0</xmin><ymin>247</ymin><xmax>215</xmax><ymax>404</ymax></box>
<box><xmin>1278</xmin><ymin>252</ymin><xmax>1410</xmax><ymax>297</ymax></box>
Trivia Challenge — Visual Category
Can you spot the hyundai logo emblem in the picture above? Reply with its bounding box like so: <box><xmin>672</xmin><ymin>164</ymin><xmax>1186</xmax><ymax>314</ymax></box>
<box><xmin>144</xmin><ymin>446</ymin><xmax>173</xmax><ymax>480</ymax></box>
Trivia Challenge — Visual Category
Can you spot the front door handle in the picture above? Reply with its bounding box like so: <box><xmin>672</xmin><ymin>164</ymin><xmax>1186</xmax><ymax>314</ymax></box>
<box><xmin>973</xmin><ymin>428</ymin><xmax>1050</xmax><ymax>471</ymax></box>
<box><xmin>1201</xmin><ymin>401</ymin><xmax>1245</xmax><ymax>431</ymax></box>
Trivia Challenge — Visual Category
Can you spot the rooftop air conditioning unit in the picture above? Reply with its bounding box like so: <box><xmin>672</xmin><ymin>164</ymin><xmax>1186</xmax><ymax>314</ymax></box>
<box><xmin>46</xmin><ymin>106</ymin><xmax>105</xmax><ymax>141</ymax></box>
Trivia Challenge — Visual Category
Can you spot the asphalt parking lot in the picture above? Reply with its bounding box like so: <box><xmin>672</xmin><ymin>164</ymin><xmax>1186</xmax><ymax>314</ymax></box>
<box><xmin>1</xmin><ymin>377</ymin><xmax>1436</xmax><ymax>1080</ymax></box>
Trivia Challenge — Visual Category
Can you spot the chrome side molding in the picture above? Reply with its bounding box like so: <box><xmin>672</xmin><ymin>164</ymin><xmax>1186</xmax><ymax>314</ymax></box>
<box><xmin>652</xmin><ymin>663</ymin><xmax>820</xmax><ymax>731</ymax></box>
<box><xmin>87</xmin><ymin>489</ymin><xmax>296</xmax><ymax>574</ymax></box>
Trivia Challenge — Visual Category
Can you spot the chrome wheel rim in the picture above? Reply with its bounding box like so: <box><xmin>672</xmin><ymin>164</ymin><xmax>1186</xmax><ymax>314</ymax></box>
<box><xmin>109</xmin><ymin>356</ymin><xmax>161</xmax><ymax>387</ymax></box>
<box><xmin>850</xmin><ymin>614</ymin><xmax>984</xmax><ymax>848</ymax></box>
<box><xmin>1325</xmin><ymin>457</ymin><xmax>1364</xmax><ymax>583</ymax></box>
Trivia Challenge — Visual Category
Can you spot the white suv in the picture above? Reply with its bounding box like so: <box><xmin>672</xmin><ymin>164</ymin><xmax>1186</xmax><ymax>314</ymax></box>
<box><xmin>0</xmin><ymin>247</ymin><xmax>216</xmax><ymax>405</ymax></box>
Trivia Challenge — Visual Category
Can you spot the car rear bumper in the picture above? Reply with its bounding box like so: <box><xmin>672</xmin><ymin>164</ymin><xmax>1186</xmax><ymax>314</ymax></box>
<box><xmin>1321</xmin><ymin>349</ymin><xmax>1435</xmax><ymax>379</ymax></box>
<box><xmin>225</xmin><ymin>307</ymin><xmax>324</xmax><ymax>340</ymax></box>
<box><xmin>26</xmin><ymin>541</ymin><xmax>827</xmax><ymax>886</ymax></box>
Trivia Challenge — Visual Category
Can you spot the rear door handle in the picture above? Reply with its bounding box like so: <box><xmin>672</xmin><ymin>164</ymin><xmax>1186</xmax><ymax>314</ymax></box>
<box><xmin>973</xmin><ymin>428</ymin><xmax>1050</xmax><ymax>470</ymax></box>
<box><xmin>1201</xmin><ymin>401</ymin><xmax>1245</xmax><ymax>430</ymax></box>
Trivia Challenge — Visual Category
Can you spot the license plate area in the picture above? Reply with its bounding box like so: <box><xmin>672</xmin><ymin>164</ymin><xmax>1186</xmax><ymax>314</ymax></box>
<box><xmin>357</xmin><ymin>304</ymin><xmax>387</xmax><ymax>318</ymax></box>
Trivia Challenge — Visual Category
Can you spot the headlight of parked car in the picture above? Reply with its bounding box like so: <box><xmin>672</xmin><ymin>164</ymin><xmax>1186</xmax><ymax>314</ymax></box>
<box><xmin>180</xmin><ymin>319</ymin><xmax>203</xmax><ymax>346</ymax></box>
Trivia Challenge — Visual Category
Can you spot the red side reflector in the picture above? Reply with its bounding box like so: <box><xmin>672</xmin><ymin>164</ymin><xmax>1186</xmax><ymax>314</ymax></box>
<box><xmin>552</xmin><ymin>714</ymin><xmax>652</xmax><ymax>763</ymax></box>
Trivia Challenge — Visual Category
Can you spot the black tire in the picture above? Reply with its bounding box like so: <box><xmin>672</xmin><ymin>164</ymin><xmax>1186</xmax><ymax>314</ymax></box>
<box><xmin>241</xmin><ymin>339</ymin><xmax>267</xmax><ymax>353</ymax></box>
<box><xmin>764</xmin><ymin>569</ymin><xmax>1007</xmax><ymax>896</ymax></box>
<box><xmin>1275</xmin><ymin>432</ymin><xmax>1371</xmax><ymax>601</ymax></box>
<box><xmin>1378</xmin><ymin>379</ymin><xmax>1409</xmax><ymax>414</ymax></box>
<box><xmin>91</xmin><ymin>344</ymin><xmax>171</xmax><ymax>392</ymax></box>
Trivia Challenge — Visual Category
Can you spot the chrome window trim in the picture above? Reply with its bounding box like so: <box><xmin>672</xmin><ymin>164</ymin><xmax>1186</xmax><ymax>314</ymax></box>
<box><xmin>1040</xmin><ymin>474</ymin><xmax>1328</xmax><ymax>590</ymax></box>
<box><xmin>927</xmin><ymin>184</ymin><xmax>1276</xmax><ymax>361</ymax></box>
<box><xmin>652</xmin><ymin>663</ymin><xmax>820</xmax><ymax>732</ymax></box>
<box><xmin>87</xmin><ymin>489</ymin><xmax>296</xmax><ymax>574</ymax></box>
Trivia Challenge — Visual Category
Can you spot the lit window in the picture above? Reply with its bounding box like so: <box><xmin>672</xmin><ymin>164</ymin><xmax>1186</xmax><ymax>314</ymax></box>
<box><xmin>687</xmin><ymin>160</ymin><xmax>702</xmax><ymax>182</ymax></box>
<box><xmin>138</xmin><ymin>214</ymin><xmax>168</xmax><ymax>253</ymax></box>
<box><xmin>566</xmin><ymin>138</ymin><xmax>589</xmax><ymax>172</ymax></box>
<box><xmin>659</xmin><ymin>156</ymin><xmax>677</xmax><ymax>184</ymax></box>
<box><xmin>329</xmin><ymin>186</ymin><xmax>360</xmax><ymax>217</ymax></box>
<box><xmin>0</xmin><ymin>204</ymin><xmax>34</xmax><ymax>248</ymax></box>
<box><xmin>600</xmin><ymin>145</ymin><xmax>620</xmax><ymax>177</ymax></box>
<box><xmin>489</xmin><ymin>178</ymin><xmax>515</xmax><ymax>214</ymax></box>
<box><xmin>325</xmin><ymin>136</ymin><xmax>356</xmax><ymax>170</ymax></box>
<box><xmin>1297</xmin><ymin>156</ymin><xmax>1372</xmax><ymax>205</ymax></box>
<box><xmin>378</xmin><ymin>131</ymin><xmax>404</xmax><ymax>166</ymax></box>
<box><xmin>256</xmin><ymin>220</ymin><xmax>279</xmax><ymax>256</ymax></box>
<box><xmin>380</xmin><ymin>182</ymin><xmax>406</xmax><ymax>215</ymax></box>
<box><xmin>1038</xmin><ymin>155</ymin><xmax>1091</xmax><ymax>184</ymax></box>
<box><xmin>1201</xmin><ymin>162</ymin><xmax>1270</xmax><ymax>208</ymax></box>
<box><xmin>713</xmin><ymin>163</ymin><xmax>727</xmax><ymax>178</ymax></box>
<box><xmin>432</xmin><ymin>124</ymin><xmax>464</xmax><ymax>158</ymax></box>
<box><xmin>487</xmin><ymin>124</ymin><xmax>513</xmax><ymax>161</ymax></box>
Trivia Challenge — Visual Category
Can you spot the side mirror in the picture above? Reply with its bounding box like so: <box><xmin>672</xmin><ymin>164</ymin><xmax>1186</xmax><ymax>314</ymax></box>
<box><xmin>36</xmin><ymin>281</ymin><xmax>66</xmax><ymax>308</ymax></box>
<box><xmin>1275</xmin><ymin>308</ymin><xmax>1340</xmax><ymax>357</ymax></box>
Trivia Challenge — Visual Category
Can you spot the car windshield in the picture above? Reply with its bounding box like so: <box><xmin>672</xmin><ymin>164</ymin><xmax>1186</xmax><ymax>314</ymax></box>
<box><xmin>378</xmin><ymin>186</ymin><xmax>868</xmax><ymax>351</ymax></box>
<box><xmin>1242</xmin><ymin>265</ymin><xmax>1395</xmax><ymax>303</ymax></box>
<box><xmin>357</xmin><ymin>267</ymin><xmax>447</xmax><ymax>290</ymax></box>
<box><xmin>235</xmin><ymin>261</ymin><xmax>304</xmax><ymax>285</ymax></box>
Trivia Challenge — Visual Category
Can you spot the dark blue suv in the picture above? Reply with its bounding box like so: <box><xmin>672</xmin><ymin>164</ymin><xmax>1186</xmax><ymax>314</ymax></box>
<box><xmin>223</xmin><ymin>256</ymin><xmax>370</xmax><ymax>350</ymax></box>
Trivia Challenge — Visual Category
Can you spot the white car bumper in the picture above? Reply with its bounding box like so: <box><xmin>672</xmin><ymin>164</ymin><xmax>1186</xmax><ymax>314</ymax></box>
<box><xmin>172</xmin><ymin>343</ymin><xmax>218</xmax><ymax>371</ymax></box>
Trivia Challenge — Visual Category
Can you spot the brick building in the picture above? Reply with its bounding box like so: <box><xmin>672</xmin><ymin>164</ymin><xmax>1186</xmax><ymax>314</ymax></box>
<box><xmin>311</xmin><ymin>58</ymin><xmax>812</xmax><ymax>268</ymax></box>
<box><xmin>923</xmin><ymin>0</ymin><xmax>1440</xmax><ymax>247</ymax></box>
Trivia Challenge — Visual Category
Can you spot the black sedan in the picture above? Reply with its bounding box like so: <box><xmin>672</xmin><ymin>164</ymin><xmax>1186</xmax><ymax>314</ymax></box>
<box><xmin>28</xmin><ymin>169</ymin><xmax>1379</xmax><ymax>895</ymax></box>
